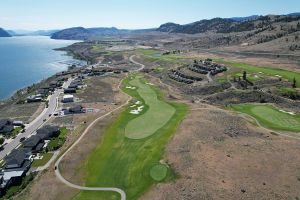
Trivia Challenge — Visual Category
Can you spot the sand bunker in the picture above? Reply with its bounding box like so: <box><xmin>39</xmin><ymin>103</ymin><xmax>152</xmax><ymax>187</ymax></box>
<box><xmin>126</xmin><ymin>86</ymin><xmax>136</xmax><ymax>90</ymax></box>
<box><xmin>279</xmin><ymin>109</ymin><xmax>296</xmax><ymax>115</ymax></box>
<box><xmin>130</xmin><ymin>105</ymin><xmax>144</xmax><ymax>115</ymax></box>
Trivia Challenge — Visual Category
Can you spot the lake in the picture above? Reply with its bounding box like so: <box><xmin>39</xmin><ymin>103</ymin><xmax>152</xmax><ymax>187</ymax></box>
<box><xmin>0</xmin><ymin>36</ymin><xmax>85</xmax><ymax>100</ymax></box>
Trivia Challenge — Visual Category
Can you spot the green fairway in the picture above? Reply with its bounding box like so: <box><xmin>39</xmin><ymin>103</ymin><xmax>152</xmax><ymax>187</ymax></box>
<box><xmin>125</xmin><ymin>77</ymin><xmax>175</xmax><ymax>139</ymax></box>
<box><xmin>231</xmin><ymin>104</ymin><xmax>300</xmax><ymax>132</ymax></box>
<box><xmin>218</xmin><ymin>60</ymin><xmax>300</xmax><ymax>87</ymax></box>
<box><xmin>72</xmin><ymin>74</ymin><xmax>188</xmax><ymax>200</ymax></box>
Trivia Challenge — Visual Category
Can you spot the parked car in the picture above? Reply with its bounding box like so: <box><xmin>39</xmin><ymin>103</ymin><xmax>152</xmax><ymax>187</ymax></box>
<box><xmin>19</xmin><ymin>137</ymin><xmax>25</xmax><ymax>142</ymax></box>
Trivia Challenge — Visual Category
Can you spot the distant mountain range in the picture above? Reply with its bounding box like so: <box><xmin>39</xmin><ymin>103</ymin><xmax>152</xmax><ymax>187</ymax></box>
<box><xmin>1</xmin><ymin>12</ymin><xmax>299</xmax><ymax>40</ymax></box>
<box><xmin>7</xmin><ymin>29</ymin><xmax>59</xmax><ymax>36</ymax></box>
<box><xmin>0</xmin><ymin>28</ymin><xmax>11</xmax><ymax>37</ymax></box>
<box><xmin>50</xmin><ymin>27</ymin><xmax>155</xmax><ymax>40</ymax></box>
<box><xmin>157</xmin><ymin>14</ymin><xmax>300</xmax><ymax>34</ymax></box>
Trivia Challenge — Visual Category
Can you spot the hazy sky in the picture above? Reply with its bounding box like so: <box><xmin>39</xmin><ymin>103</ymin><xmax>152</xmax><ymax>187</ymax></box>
<box><xmin>0</xmin><ymin>0</ymin><xmax>298</xmax><ymax>30</ymax></box>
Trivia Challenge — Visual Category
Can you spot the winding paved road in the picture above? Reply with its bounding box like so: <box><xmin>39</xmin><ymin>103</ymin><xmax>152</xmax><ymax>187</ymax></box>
<box><xmin>54</xmin><ymin>55</ymin><xmax>144</xmax><ymax>200</ymax></box>
<box><xmin>0</xmin><ymin>79</ymin><xmax>72</xmax><ymax>160</ymax></box>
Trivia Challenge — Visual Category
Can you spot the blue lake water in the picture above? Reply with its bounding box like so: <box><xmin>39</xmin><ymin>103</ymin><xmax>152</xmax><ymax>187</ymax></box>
<box><xmin>0</xmin><ymin>36</ymin><xmax>85</xmax><ymax>100</ymax></box>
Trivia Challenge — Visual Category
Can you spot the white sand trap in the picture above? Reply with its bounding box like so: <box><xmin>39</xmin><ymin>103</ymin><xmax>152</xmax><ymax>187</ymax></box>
<box><xmin>259</xmin><ymin>72</ymin><xmax>263</xmax><ymax>74</ymax></box>
<box><xmin>130</xmin><ymin>110</ymin><xmax>140</xmax><ymax>115</ymax></box>
<box><xmin>130</xmin><ymin>105</ymin><xmax>136</xmax><ymax>108</ymax></box>
<box><xmin>146</xmin><ymin>82</ymin><xmax>154</xmax><ymax>86</ymax></box>
<box><xmin>279</xmin><ymin>109</ymin><xmax>296</xmax><ymax>115</ymax></box>
<box><xmin>254</xmin><ymin>75</ymin><xmax>259</xmax><ymax>78</ymax></box>
<box><xmin>275</xmin><ymin>75</ymin><xmax>282</xmax><ymax>78</ymax></box>
<box><xmin>126</xmin><ymin>86</ymin><xmax>136</xmax><ymax>90</ymax></box>
<box><xmin>130</xmin><ymin>105</ymin><xmax>144</xmax><ymax>115</ymax></box>
<box><xmin>135</xmin><ymin>101</ymin><xmax>141</xmax><ymax>105</ymax></box>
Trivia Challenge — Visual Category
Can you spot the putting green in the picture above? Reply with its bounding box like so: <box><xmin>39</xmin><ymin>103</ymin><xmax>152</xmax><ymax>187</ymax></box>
<box><xmin>150</xmin><ymin>164</ymin><xmax>168</xmax><ymax>181</ymax></box>
<box><xmin>125</xmin><ymin>77</ymin><xmax>175</xmax><ymax>139</ymax></box>
<box><xmin>231</xmin><ymin>104</ymin><xmax>300</xmax><ymax>132</ymax></box>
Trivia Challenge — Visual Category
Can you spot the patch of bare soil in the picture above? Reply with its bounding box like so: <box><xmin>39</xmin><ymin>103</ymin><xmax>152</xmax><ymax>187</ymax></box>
<box><xmin>0</xmin><ymin>102</ymin><xmax>43</xmax><ymax>123</ymax></box>
<box><xmin>141</xmin><ymin>105</ymin><xmax>300</xmax><ymax>200</ymax></box>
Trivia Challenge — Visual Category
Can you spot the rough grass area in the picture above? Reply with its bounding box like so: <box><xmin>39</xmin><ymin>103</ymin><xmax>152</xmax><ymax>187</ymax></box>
<box><xmin>135</xmin><ymin>49</ymin><xmax>190</xmax><ymax>63</ymax></box>
<box><xmin>32</xmin><ymin>152</ymin><xmax>53</xmax><ymax>167</ymax></box>
<box><xmin>47</xmin><ymin>128</ymin><xmax>68</xmax><ymax>151</ymax></box>
<box><xmin>125</xmin><ymin>76</ymin><xmax>175</xmax><ymax>139</ymax></box>
<box><xmin>72</xmin><ymin>74</ymin><xmax>188</xmax><ymax>200</ymax></box>
<box><xmin>218</xmin><ymin>60</ymin><xmax>300</xmax><ymax>87</ymax></box>
<box><xmin>231</xmin><ymin>104</ymin><xmax>300</xmax><ymax>132</ymax></box>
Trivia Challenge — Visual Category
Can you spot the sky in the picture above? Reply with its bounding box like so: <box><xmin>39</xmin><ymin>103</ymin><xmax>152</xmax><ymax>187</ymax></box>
<box><xmin>0</xmin><ymin>0</ymin><xmax>299</xmax><ymax>30</ymax></box>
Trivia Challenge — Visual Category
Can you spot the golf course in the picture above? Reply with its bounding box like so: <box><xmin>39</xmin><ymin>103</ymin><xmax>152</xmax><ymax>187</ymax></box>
<box><xmin>72</xmin><ymin>74</ymin><xmax>188</xmax><ymax>200</ymax></box>
<box><xmin>231</xmin><ymin>104</ymin><xmax>300</xmax><ymax>132</ymax></box>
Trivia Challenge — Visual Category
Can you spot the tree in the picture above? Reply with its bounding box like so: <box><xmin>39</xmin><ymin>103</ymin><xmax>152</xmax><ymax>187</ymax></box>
<box><xmin>292</xmin><ymin>77</ymin><xmax>297</xmax><ymax>88</ymax></box>
<box><xmin>243</xmin><ymin>71</ymin><xmax>247</xmax><ymax>80</ymax></box>
<box><xmin>0</xmin><ymin>137</ymin><xmax>4</xmax><ymax>146</ymax></box>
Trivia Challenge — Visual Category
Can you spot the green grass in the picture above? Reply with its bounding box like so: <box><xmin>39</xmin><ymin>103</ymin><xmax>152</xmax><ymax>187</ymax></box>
<box><xmin>11</xmin><ymin>127</ymin><xmax>23</xmax><ymax>138</ymax></box>
<box><xmin>125</xmin><ymin>77</ymin><xmax>175</xmax><ymax>139</ymax></box>
<box><xmin>59</xmin><ymin>127</ymin><xmax>68</xmax><ymax>139</ymax></box>
<box><xmin>72</xmin><ymin>74</ymin><xmax>188</xmax><ymax>200</ymax></box>
<box><xmin>276</xmin><ymin>86</ymin><xmax>298</xmax><ymax>94</ymax></box>
<box><xmin>31</xmin><ymin>152</ymin><xmax>53</xmax><ymax>167</ymax></box>
<box><xmin>230</xmin><ymin>104</ymin><xmax>300</xmax><ymax>132</ymax></box>
<box><xmin>91</xmin><ymin>45</ymin><xmax>105</xmax><ymax>53</ymax></box>
<box><xmin>149</xmin><ymin>164</ymin><xmax>168</xmax><ymax>181</ymax></box>
<box><xmin>217</xmin><ymin>60</ymin><xmax>300</xmax><ymax>87</ymax></box>
<box><xmin>135</xmin><ymin>48</ymin><xmax>192</xmax><ymax>63</ymax></box>
<box><xmin>47</xmin><ymin>128</ymin><xmax>69</xmax><ymax>151</ymax></box>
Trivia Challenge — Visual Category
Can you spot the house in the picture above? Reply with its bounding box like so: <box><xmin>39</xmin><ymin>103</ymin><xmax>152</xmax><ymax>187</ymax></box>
<box><xmin>64</xmin><ymin>88</ymin><xmax>76</xmax><ymax>94</ymax></box>
<box><xmin>36</xmin><ymin>125</ymin><xmax>60</xmax><ymax>140</ymax></box>
<box><xmin>4</xmin><ymin>149</ymin><xmax>32</xmax><ymax>170</ymax></box>
<box><xmin>64</xmin><ymin>105</ymin><xmax>84</xmax><ymax>115</ymax></box>
<box><xmin>69</xmin><ymin>105</ymin><xmax>84</xmax><ymax>113</ymax></box>
<box><xmin>22</xmin><ymin>135</ymin><xmax>44</xmax><ymax>153</ymax></box>
<box><xmin>62</xmin><ymin>95</ymin><xmax>74</xmax><ymax>103</ymax></box>
<box><xmin>36</xmin><ymin>88</ymin><xmax>49</xmax><ymax>97</ymax></box>
<box><xmin>0</xmin><ymin>119</ymin><xmax>14</xmax><ymax>135</ymax></box>
<box><xmin>27</xmin><ymin>95</ymin><xmax>42</xmax><ymax>103</ymax></box>
<box><xmin>12</xmin><ymin>121</ymin><xmax>24</xmax><ymax>127</ymax></box>
<box><xmin>0</xmin><ymin>149</ymin><xmax>32</xmax><ymax>195</ymax></box>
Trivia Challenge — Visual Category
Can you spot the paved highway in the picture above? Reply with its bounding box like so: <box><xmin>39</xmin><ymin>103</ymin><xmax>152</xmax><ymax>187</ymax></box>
<box><xmin>0</xmin><ymin>78</ymin><xmax>72</xmax><ymax>160</ymax></box>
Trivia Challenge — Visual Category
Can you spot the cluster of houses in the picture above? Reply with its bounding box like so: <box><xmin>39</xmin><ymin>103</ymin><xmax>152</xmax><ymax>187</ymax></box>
<box><xmin>188</xmin><ymin>60</ymin><xmax>227</xmax><ymax>76</ymax></box>
<box><xmin>168</xmin><ymin>69</ymin><xmax>203</xmax><ymax>84</ymax></box>
<box><xmin>0</xmin><ymin>125</ymin><xmax>60</xmax><ymax>196</ymax></box>
<box><xmin>0</xmin><ymin>119</ymin><xmax>24</xmax><ymax>137</ymax></box>
<box><xmin>63</xmin><ymin>76</ymin><xmax>84</xmax><ymax>94</ymax></box>
<box><xmin>82</xmin><ymin>68</ymin><xmax>128</xmax><ymax>77</ymax></box>
<box><xmin>27</xmin><ymin>76</ymin><xmax>68</xmax><ymax>103</ymax></box>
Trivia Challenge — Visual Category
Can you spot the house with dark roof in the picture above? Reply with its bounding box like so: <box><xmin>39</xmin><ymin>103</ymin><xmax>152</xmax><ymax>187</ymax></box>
<box><xmin>64</xmin><ymin>88</ymin><xmax>76</xmax><ymax>94</ymax></box>
<box><xmin>64</xmin><ymin>105</ymin><xmax>84</xmax><ymax>115</ymax></box>
<box><xmin>0</xmin><ymin>149</ymin><xmax>32</xmax><ymax>195</ymax></box>
<box><xmin>4</xmin><ymin>149</ymin><xmax>32</xmax><ymax>170</ymax></box>
<box><xmin>22</xmin><ymin>135</ymin><xmax>44</xmax><ymax>153</ymax></box>
<box><xmin>36</xmin><ymin>125</ymin><xmax>60</xmax><ymax>140</ymax></box>
<box><xmin>36</xmin><ymin>88</ymin><xmax>49</xmax><ymax>97</ymax></box>
<box><xmin>0</xmin><ymin>119</ymin><xmax>14</xmax><ymax>135</ymax></box>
